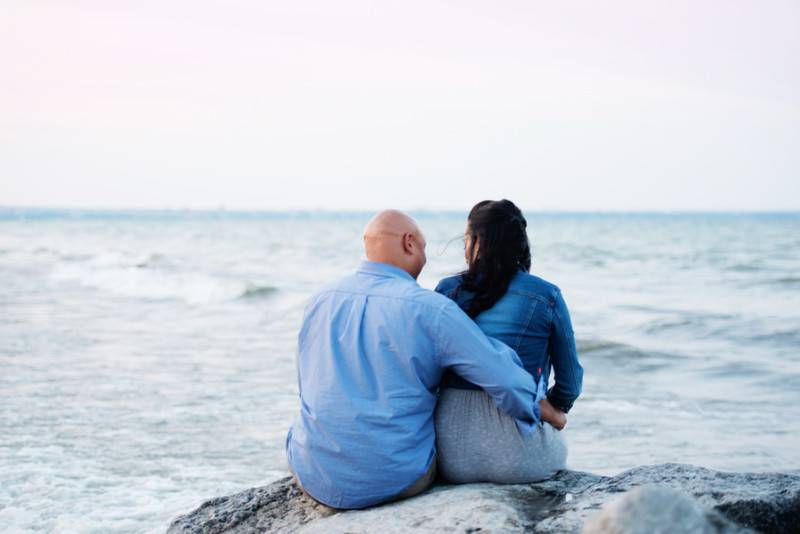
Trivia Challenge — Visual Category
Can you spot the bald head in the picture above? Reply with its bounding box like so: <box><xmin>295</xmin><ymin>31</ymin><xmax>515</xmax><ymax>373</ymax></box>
<box><xmin>364</xmin><ymin>209</ymin><xmax>420</xmax><ymax>241</ymax></box>
<box><xmin>363</xmin><ymin>210</ymin><xmax>427</xmax><ymax>279</ymax></box>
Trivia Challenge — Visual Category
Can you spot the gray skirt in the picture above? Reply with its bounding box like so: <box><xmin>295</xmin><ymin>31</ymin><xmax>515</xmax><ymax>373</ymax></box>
<box><xmin>434</xmin><ymin>387</ymin><xmax>567</xmax><ymax>484</ymax></box>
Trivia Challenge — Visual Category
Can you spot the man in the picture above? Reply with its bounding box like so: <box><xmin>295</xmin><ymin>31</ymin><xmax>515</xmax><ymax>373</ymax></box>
<box><xmin>285</xmin><ymin>210</ymin><xmax>543</xmax><ymax>509</ymax></box>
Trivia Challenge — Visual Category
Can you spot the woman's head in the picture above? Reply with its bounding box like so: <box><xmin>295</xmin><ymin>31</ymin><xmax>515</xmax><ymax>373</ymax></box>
<box><xmin>460</xmin><ymin>199</ymin><xmax>531</xmax><ymax>318</ymax></box>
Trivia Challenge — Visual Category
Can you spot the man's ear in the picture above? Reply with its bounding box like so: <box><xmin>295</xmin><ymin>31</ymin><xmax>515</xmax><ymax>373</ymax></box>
<box><xmin>402</xmin><ymin>232</ymin><xmax>415</xmax><ymax>255</ymax></box>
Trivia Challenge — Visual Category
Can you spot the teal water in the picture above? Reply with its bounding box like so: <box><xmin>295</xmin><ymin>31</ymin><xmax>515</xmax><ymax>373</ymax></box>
<box><xmin>1</xmin><ymin>209</ymin><xmax>798</xmax><ymax>532</ymax></box>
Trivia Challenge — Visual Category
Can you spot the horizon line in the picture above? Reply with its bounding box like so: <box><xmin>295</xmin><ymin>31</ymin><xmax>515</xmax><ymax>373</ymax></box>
<box><xmin>1</xmin><ymin>205</ymin><xmax>799</xmax><ymax>217</ymax></box>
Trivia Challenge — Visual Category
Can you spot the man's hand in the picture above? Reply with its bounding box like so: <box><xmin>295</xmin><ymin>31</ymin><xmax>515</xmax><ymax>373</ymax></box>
<box><xmin>539</xmin><ymin>397</ymin><xmax>567</xmax><ymax>430</ymax></box>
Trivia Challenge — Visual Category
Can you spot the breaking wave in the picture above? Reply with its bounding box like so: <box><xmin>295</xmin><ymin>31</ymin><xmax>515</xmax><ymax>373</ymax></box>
<box><xmin>49</xmin><ymin>253</ymin><xmax>276</xmax><ymax>304</ymax></box>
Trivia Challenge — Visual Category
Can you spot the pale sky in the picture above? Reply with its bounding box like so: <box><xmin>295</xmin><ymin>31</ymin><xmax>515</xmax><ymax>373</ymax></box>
<box><xmin>1</xmin><ymin>1</ymin><xmax>798</xmax><ymax>211</ymax></box>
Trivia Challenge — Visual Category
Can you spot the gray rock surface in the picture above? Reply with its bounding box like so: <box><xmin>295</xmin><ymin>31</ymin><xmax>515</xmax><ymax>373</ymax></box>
<box><xmin>582</xmin><ymin>485</ymin><xmax>753</xmax><ymax>534</ymax></box>
<box><xmin>166</xmin><ymin>463</ymin><xmax>800</xmax><ymax>534</ymax></box>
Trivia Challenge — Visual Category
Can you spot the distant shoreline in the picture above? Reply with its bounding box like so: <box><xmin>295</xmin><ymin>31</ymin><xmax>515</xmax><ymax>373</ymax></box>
<box><xmin>2</xmin><ymin>206</ymin><xmax>798</xmax><ymax>221</ymax></box>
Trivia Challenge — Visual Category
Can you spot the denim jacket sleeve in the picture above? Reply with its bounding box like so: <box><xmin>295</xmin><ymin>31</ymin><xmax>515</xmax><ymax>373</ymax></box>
<box><xmin>546</xmin><ymin>288</ymin><xmax>583</xmax><ymax>413</ymax></box>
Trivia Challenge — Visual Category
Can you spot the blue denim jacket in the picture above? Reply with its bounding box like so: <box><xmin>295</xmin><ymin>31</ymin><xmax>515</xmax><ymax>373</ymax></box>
<box><xmin>435</xmin><ymin>270</ymin><xmax>583</xmax><ymax>413</ymax></box>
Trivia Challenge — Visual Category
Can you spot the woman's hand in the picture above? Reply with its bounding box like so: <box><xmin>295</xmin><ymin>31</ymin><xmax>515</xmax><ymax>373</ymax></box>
<box><xmin>539</xmin><ymin>397</ymin><xmax>567</xmax><ymax>430</ymax></box>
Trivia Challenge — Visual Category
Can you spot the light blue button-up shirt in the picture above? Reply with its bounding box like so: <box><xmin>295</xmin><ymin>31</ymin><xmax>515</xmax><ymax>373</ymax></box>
<box><xmin>285</xmin><ymin>260</ymin><xmax>542</xmax><ymax>509</ymax></box>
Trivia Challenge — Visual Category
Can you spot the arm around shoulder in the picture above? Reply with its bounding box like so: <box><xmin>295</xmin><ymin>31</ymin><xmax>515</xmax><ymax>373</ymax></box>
<box><xmin>434</xmin><ymin>300</ymin><xmax>540</xmax><ymax>426</ymax></box>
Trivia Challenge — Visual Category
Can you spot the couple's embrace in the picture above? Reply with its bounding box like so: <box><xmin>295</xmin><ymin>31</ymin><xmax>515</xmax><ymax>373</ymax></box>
<box><xmin>285</xmin><ymin>199</ymin><xmax>583</xmax><ymax>509</ymax></box>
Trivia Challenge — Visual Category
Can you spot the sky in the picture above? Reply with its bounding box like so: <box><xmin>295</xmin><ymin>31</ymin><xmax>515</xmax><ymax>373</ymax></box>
<box><xmin>1</xmin><ymin>1</ymin><xmax>798</xmax><ymax>211</ymax></box>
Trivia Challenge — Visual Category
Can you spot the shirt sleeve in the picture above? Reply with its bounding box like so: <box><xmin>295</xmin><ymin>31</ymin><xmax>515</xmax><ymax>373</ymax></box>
<box><xmin>546</xmin><ymin>288</ymin><xmax>583</xmax><ymax>413</ymax></box>
<box><xmin>434</xmin><ymin>300</ymin><xmax>543</xmax><ymax>433</ymax></box>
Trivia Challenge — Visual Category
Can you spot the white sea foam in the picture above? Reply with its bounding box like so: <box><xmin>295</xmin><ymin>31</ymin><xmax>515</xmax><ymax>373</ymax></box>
<box><xmin>49</xmin><ymin>254</ymin><xmax>275</xmax><ymax>304</ymax></box>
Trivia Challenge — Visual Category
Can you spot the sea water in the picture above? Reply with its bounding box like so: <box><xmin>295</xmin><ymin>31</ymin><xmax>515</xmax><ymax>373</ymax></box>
<box><xmin>1</xmin><ymin>209</ymin><xmax>798</xmax><ymax>533</ymax></box>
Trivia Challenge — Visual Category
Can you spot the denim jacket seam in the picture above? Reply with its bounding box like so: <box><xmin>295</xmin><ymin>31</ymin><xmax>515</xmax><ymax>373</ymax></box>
<box><xmin>514</xmin><ymin>299</ymin><xmax>539</xmax><ymax>351</ymax></box>
<box><xmin>505</xmin><ymin>288</ymin><xmax>551</xmax><ymax>305</ymax></box>
<box><xmin>545</xmin><ymin>294</ymin><xmax>555</xmax><ymax>330</ymax></box>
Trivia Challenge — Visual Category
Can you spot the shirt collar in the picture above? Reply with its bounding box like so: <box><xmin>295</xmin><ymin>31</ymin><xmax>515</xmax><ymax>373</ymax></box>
<box><xmin>356</xmin><ymin>260</ymin><xmax>416</xmax><ymax>282</ymax></box>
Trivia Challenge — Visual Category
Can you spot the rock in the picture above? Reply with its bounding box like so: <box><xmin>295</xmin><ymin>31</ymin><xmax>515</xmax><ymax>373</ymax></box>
<box><xmin>165</xmin><ymin>476</ymin><xmax>336</xmax><ymax>534</ymax></box>
<box><xmin>166</xmin><ymin>463</ymin><xmax>800</xmax><ymax>534</ymax></box>
<box><xmin>582</xmin><ymin>486</ymin><xmax>754</xmax><ymax>534</ymax></box>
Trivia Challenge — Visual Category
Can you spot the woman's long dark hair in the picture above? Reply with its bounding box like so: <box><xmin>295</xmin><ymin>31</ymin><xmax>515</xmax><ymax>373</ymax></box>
<box><xmin>458</xmin><ymin>199</ymin><xmax>531</xmax><ymax>318</ymax></box>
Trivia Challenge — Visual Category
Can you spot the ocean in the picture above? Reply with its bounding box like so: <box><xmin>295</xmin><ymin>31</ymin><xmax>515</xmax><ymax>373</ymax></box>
<box><xmin>1</xmin><ymin>209</ymin><xmax>798</xmax><ymax>533</ymax></box>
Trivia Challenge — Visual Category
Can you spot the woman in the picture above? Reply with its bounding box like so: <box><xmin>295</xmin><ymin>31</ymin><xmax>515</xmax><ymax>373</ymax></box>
<box><xmin>434</xmin><ymin>199</ymin><xmax>583</xmax><ymax>483</ymax></box>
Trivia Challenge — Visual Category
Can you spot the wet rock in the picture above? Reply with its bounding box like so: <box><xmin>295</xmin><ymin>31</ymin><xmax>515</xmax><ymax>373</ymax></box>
<box><xmin>166</xmin><ymin>463</ymin><xmax>800</xmax><ymax>534</ymax></box>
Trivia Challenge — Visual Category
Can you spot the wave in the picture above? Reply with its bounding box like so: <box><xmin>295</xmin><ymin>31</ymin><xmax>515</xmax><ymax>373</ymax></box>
<box><xmin>576</xmin><ymin>339</ymin><xmax>626</xmax><ymax>353</ymax></box>
<box><xmin>736</xmin><ymin>275</ymin><xmax>800</xmax><ymax>289</ymax></box>
<box><xmin>747</xmin><ymin>328</ymin><xmax>800</xmax><ymax>348</ymax></box>
<box><xmin>577</xmin><ymin>338</ymin><xmax>676</xmax><ymax>360</ymax></box>
<box><xmin>49</xmin><ymin>255</ymin><xmax>277</xmax><ymax>304</ymax></box>
<box><xmin>725</xmin><ymin>262</ymin><xmax>764</xmax><ymax>272</ymax></box>
<box><xmin>634</xmin><ymin>309</ymin><xmax>738</xmax><ymax>336</ymax></box>
<box><xmin>768</xmin><ymin>276</ymin><xmax>800</xmax><ymax>286</ymax></box>
<box><xmin>240</xmin><ymin>284</ymin><xmax>278</xmax><ymax>299</ymax></box>
<box><xmin>133</xmin><ymin>253</ymin><xmax>168</xmax><ymax>268</ymax></box>
<box><xmin>576</xmin><ymin>337</ymin><xmax>691</xmax><ymax>375</ymax></box>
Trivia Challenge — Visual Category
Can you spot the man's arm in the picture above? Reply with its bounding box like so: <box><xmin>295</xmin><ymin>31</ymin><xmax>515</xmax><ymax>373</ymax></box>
<box><xmin>434</xmin><ymin>300</ymin><xmax>542</xmax><ymax>432</ymax></box>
